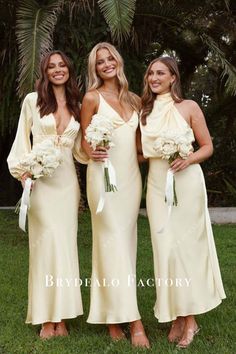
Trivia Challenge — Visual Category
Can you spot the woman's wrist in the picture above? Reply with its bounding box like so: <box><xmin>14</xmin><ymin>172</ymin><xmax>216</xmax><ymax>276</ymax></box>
<box><xmin>187</xmin><ymin>153</ymin><xmax>195</xmax><ymax>165</ymax></box>
<box><xmin>21</xmin><ymin>172</ymin><xmax>32</xmax><ymax>181</ymax></box>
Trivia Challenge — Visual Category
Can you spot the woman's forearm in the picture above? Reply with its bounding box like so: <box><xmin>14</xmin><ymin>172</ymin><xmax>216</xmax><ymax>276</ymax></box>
<box><xmin>189</xmin><ymin>144</ymin><xmax>213</xmax><ymax>165</ymax></box>
<box><xmin>81</xmin><ymin>138</ymin><xmax>92</xmax><ymax>158</ymax></box>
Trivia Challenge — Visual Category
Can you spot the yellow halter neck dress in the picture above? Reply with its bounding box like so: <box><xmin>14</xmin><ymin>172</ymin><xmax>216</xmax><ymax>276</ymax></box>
<box><xmin>140</xmin><ymin>92</ymin><xmax>226</xmax><ymax>322</ymax></box>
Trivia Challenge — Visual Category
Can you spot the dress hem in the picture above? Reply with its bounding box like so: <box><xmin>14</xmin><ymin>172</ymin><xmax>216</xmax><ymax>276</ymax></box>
<box><xmin>86</xmin><ymin>316</ymin><xmax>141</xmax><ymax>324</ymax></box>
<box><xmin>25</xmin><ymin>311</ymin><xmax>84</xmax><ymax>325</ymax></box>
<box><xmin>154</xmin><ymin>297</ymin><xmax>225</xmax><ymax>323</ymax></box>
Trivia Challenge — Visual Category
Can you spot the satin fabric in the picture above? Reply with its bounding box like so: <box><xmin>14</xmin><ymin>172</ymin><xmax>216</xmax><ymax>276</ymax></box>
<box><xmin>86</xmin><ymin>92</ymin><xmax>142</xmax><ymax>323</ymax></box>
<box><xmin>7</xmin><ymin>92</ymin><xmax>83</xmax><ymax>324</ymax></box>
<box><xmin>140</xmin><ymin>92</ymin><xmax>226</xmax><ymax>322</ymax></box>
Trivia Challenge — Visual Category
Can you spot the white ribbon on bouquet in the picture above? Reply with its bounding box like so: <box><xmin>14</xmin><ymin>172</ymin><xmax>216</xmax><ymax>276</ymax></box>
<box><xmin>19</xmin><ymin>178</ymin><xmax>33</xmax><ymax>232</ymax></box>
<box><xmin>96</xmin><ymin>159</ymin><xmax>117</xmax><ymax>214</ymax></box>
<box><xmin>157</xmin><ymin>168</ymin><xmax>174</xmax><ymax>234</ymax></box>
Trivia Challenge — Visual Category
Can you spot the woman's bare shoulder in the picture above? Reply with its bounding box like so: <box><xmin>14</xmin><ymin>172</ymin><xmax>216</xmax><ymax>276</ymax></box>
<box><xmin>179</xmin><ymin>99</ymin><xmax>201</xmax><ymax>110</ymax></box>
<box><xmin>82</xmin><ymin>90</ymin><xmax>99</xmax><ymax>102</ymax></box>
<box><xmin>82</xmin><ymin>90</ymin><xmax>99</xmax><ymax>108</ymax></box>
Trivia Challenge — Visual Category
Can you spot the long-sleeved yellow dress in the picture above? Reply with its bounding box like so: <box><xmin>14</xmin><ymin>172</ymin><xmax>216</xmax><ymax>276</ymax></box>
<box><xmin>140</xmin><ymin>92</ymin><xmax>226</xmax><ymax>323</ymax></box>
<box><xmin>7</xmin><ymin>92</ymin><xmax>83</xmax><ymax>325</ymax></box>
<box><xmin>86</xmin><ymin>92</ymin><xmax>142</xmax><ymax>323</ymax></box>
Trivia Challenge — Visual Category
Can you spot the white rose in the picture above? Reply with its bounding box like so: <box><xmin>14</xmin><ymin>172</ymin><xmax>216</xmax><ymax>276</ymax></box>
<box><xmin>31</xmin><ymin>163</ymin><xmax>44</xmax><ymax>178</ymax></box>
<box><xmin>85</xmin><ymin>114</ymin><xmax>115</xmax><ymax>150</ymax></box>
<box><xmin>162</xmin><ymin>140</ymin><xmax>177</xmax><ymax>158</ymax></box>
<box><xmin>178</xmin><ymin>143</ymin><xmax>193</xmax><ymax>158</ymax></box>
<box><xmin>42</xmin><ymin>155</ymin><xmax>56</xmax><ymax>166</ymax></box>
<box><xmin>42</xmin><ymin>166</ymin><xmax>59</xmax><ymax>177</ymax></box>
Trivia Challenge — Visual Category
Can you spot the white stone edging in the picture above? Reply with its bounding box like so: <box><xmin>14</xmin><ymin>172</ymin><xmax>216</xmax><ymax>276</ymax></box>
<box><xmin>139</xmin><ymin>208</ymin><xmax>236</xmax><ymax>224</ymax></box>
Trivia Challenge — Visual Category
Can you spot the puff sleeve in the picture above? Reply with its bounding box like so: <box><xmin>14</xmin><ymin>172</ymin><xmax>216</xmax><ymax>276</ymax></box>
<box><xmin>7</xmin><ymin>94</ymin><xmax>33</xmax><ymax>180</ymax></box>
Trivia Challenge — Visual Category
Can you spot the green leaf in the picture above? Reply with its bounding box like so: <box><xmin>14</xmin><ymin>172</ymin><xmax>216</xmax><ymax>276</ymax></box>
<box><xmin>98</xmin><ymin>0</ymin><xmax>136</xmax><ymax>42</ymax></box>
<box><xmin>200</xmin><ymin>34</ymin><xmax>236</xmax><ymax>95</ymax></box>
<box><xmin>16</xmin><ymin>0</ymin><xmax>63</xmax><ymax>98</ymax></box>
<box><xmin>224</xmin><ymin>0</ymin><xmax>230</xmax><ymax>11</ymax></box>
<box><xmin>223</xmin><ymin>178</ymin><xmax>236</xmax><ymax>197</ymax></box>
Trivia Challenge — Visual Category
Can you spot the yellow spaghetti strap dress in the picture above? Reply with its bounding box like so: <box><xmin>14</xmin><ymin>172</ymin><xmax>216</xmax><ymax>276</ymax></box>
<box><xmin>87</xmin><ymin>92</ymin><xmax>142</xmax><ymax>323</ymax></box>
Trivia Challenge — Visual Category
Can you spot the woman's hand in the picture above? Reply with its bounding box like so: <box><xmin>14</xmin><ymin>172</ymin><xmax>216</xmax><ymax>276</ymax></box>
<box><xmin>21</xmin><ymin>172</ymin><xmax>32</xmax><ymax>188</ymax></box>
<box><xmin>90</xmin><ymin>146</ymin><xmax>109</xmax><ymax>162</ymax></box>
<box><xmin>170</xmin><ymin>156</ymin><xmax>192</xmax><ymax>173</ymax></box>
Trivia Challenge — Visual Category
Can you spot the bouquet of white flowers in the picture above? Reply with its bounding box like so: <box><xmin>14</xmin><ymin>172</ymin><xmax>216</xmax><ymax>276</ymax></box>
<box><xmin>153</xmin><ymin>127</ymin><xmax>194</xmax><ymax>206</ymax></box>
<box><xmin>85</xmin><ymin>114</ymin><xmax>117</xmax><ymax>213</ymax></box>
<box><xmin>16</xmin><ymin>139</ymin><xmax>62</xmax><ymax>231</ymax></box>
<box><xmin>85</xmin><ymin>114</ymin><xmax>115</xmax><ymax>152</ymax></box>
<box><xmin>20</xmin><ymin>139</ymin><xmax>62</xmax><ymax>178</ymax></box>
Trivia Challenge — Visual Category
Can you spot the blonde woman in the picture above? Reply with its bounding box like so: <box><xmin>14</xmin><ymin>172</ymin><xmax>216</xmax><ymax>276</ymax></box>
<box><xmin>140</xmin><ymin>56</ymin><xmax>226</xmax><ymax>348</ymax></box>
<box><xmin>80</xmin><ymin>42</ymin><xmax>149</xmax><ymax>348</ymax></box>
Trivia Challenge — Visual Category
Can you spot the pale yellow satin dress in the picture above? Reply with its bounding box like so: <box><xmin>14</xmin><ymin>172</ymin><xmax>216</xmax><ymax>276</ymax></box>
<box><xmin>7</xmin><ymin>92</ymin><xmax>83</xmax><ymax>325</ymax></box>
<box><xmin>87</xmin><ymin>92</ymin><xmax>142</xmax><ymax>323</ymax></box>
<box><xmin>140</xmin><ymin>92</ymin><xmax>226</xmax><ymax>323</ymax></box>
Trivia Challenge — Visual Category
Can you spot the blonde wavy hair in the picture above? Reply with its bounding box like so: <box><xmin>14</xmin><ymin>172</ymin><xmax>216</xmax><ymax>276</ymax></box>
<box><xmin>87</xmin><ymin>42</ymin><xmax>139</xmax><ymax>111</ymax></box>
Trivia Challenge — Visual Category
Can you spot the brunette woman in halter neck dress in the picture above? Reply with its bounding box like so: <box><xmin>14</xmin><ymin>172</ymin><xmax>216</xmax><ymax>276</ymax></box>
<box><xmin>140</xmin><ymin>56</ymin><xmax>225</xmax><ymax>349</ymax></box>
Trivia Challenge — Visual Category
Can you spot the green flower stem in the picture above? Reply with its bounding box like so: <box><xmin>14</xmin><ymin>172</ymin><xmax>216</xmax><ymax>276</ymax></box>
<box><xmin>173</xmin><ymin>176</ymin><xmax>178</xmax><ymax>206</ymax></box>
<box><xmin>168</xmin><ymin>154</ymin><xmax>179</xmax><ymax>206</ymax></box>
<box><xmin>104</xmin><ymin>166</ymin><xmax>117</xmax><ymax>193</ymax></box>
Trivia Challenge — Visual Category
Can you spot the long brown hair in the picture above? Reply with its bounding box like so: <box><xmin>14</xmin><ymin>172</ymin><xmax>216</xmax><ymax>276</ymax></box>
<box><xmin>141</xmin><ymin>56</ymin><xmax>183</xmax><ymax>125</ymax></box>
<box><xmin>87</xmin><ymin>42</ymin><xmax>139</xmax><ymax>112</ymax></box>
<box><xmin>36</xmin><ymin>50</ymin><xmax>80</xmax><ymax>121</ymax></box>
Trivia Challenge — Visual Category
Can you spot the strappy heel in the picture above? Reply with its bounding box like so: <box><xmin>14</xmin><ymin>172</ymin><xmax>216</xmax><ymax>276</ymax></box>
<box><xmin>176</xmin><ymin>327</ymin><xmax>200</xmax><ymax>349</ymax></box>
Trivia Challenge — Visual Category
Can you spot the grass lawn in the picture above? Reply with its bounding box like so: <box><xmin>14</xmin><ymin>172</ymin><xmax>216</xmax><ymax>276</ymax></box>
<box><xmin>0</xmin><ymin>210</ymin><xmax>235</xmax><ymax>354</ymax></box>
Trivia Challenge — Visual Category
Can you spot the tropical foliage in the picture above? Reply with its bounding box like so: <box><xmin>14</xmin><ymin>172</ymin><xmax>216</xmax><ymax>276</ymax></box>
<box><xmin>0</xmin><ymin>0</ymin><xmax>236</xmax><ymax>206</ymax></box>
<box><xmin>16</xmin><ymin>0</ymin><xmax>64</xmax><ymax>98</ymax></box>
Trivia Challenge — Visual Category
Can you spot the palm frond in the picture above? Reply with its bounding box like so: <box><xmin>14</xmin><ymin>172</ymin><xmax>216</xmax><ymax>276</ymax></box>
<box><xmin>201</xmin><ymin>34</ymin><xmax>236</xmax><ymax>95</ymax></box>
<box><xmin>16</xmin><ymin>0</ymin><xmax>63</xmax><ymax>98</ymax></box>
<box><xmin>98</xmin><ymin>0</ymin><xmax>136</xmax><ymax>42</ymax></box>
<box><xmin>65</xmin><ymin>0</ymin><xmax>94</xmax><ymax>23</ymax></box>
<box><xmin>224</xmin><ymin>0</ymin><xmax>230</xmax><ymax>11</ymax></box>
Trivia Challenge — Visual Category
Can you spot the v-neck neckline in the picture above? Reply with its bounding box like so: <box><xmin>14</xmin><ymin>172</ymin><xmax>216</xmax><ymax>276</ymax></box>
<box><xmin>98</xmin><ymin>91</ymin><xmax>135</xmax><ymax>123</ymax></box>
<box><xmin>51</xmin><ymin>113</ymin><xmax>73</xmax><ymax>136</ymax></box>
